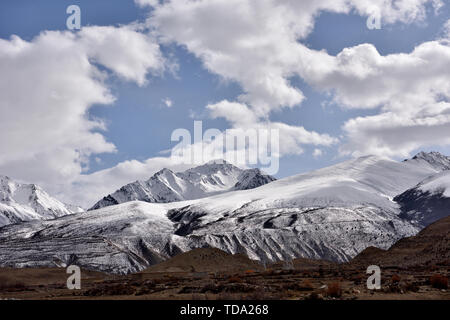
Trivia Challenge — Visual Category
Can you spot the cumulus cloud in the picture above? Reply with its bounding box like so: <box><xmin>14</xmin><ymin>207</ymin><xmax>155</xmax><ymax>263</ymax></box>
<box><xmin>207</xmin><ymin>100</ymin><xmax>337</xmax><ymax>156</ymax></box>
<box><xmin>144</xmin><ymin>0</ymin><xmax>449</xmax><ymax>158</ymax></box>
<box><xmin>309</xmin><ymin>40</ymin><xmax>450</xmax><ymax>158</ymax></box>
<box><xmin>79</xmin><ymin>26</ymin><xmax>165</xmax><ymax>85</ymax></box>
<box><xmin>340</xmin><ymin>102</ymin><xmax>450</xmax><ymax>158</ymax></box>
<box><xmin>146</xmin><ymin>0</ymin><xmax>442</xmax><ymax>116</ymax></box>
<box><xmin>0</xmin><ymin>26</ymin><xmax>165</xmax><ymax>197</ymax></box>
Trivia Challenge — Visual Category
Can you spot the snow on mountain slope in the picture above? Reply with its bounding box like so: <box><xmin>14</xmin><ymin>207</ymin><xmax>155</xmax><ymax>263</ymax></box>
<box><xmin>0</xmin><ymin>175</ymin><xmax>82</xmax><ymax>227</ymax></box>
<box><xmin>233</xmin><ymin>168</ymin><xmax>276</xmax><ymax>190</ymax></box>
<box><xmin>404</xmin><ymin>151</ymin><xmax>450</xmax><ymax>171</ymax></box>
<box><xmin>174</xmin><ymin>155</ymin><xmax>442</xmax><ymax>218</ymax></box>
<box><xmin>418</xmin><ymin>171</ymin><xmax>450</xmax><ymax>197</ymax></box>
<box><xmin>0</xmin><ymin>201</ymin><xmax>176</xmax><ymax>273</ymax></box>
<box><xmin>395</xmin><ymin>171</ymin><xmax>450</xmax><ymax>227</ymax></box>
<box><xmin>90</xmin><ymin>160</ymin><xmax>276</xmax><ymax>210</ymax></box>
<box><xmin>0</xmin><ymin>154</ymin><xmax>444</xmax><ymax>274</ymax></box>
<box><xmin>0</xmin><ymin>200</ymin><xmax>419</xmax><ymax>274</ymax></box>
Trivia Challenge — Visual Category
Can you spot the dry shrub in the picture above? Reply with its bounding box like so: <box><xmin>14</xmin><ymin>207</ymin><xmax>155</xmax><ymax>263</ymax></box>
<box><xmin>430</xmin><ymin>274</ymin><xmax>448</xmax><ymax>289</ymax></box>
<box><xmin>301</xmin><ymin>279</ymin><xmax>314</xmax><ymax>290</ymax></box>
<box><xmin>326</xmin><ymin>282</ymin><xmax>342</xmax><ymax>298</ymax></box>
<box><xmin>282</xmin><ymin>280</ymin><xmax>314</xmax><ymax>291</ymax></box>
<box><xmin>227</xmin><ymin>276</ymin><xmax>243</xmax><ymax>283</ymax></box>
<box><xmin>391</xmin><ymin>274</ymin><xmax>401</xmax><ymax>284</ymax></box>
<box><xmin>403</xmin><ymin>282</ymin><xmax>420</xmax><ymax>292</ymax></box>
<box><xmin>351</xmin><ymin>274</ymin><xmax>363</xmax><ymax>285</ymax></box>
<box><xmin>262</xmin><ymin>269</ymin><xmax>276</xmax><ymax>277</ymax></box>
<box><xmin>305</xmin><ymin>292</ymin><xmax>323</xmax><ymax>300</ymax></box>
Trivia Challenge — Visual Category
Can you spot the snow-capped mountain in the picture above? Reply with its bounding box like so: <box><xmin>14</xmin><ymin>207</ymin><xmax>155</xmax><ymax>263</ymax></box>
<box><xmin>233</xmin><ymin>168</ymin><xmax>276</xmax><ymax>190</ymax></box>
<box><xmin>0</xmin><ymin>175</ymin><xmax>83</xmax><ymax>227</ymax></box>
<box><xmin>395</xmin><ymin>170</ymin><xmax>450</xmax><ymax>227</ymax></box>
<box><xmin>89</xmin><ymin>160</ymin><xmax>276</xmax><ymax>210</ymax></box>
<box><xmin>404</xmin><ymin>151</ymin><xmax>450</xmax><ymax>171</ymax></box>
<box><xmin>0</xmin><ymin>153</ymin><xmax>448</xmax><ymax>274</ymax></box>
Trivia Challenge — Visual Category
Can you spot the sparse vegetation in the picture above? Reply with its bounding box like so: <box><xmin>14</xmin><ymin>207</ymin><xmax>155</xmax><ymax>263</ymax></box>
<box><xmin>227</xmin><ymin>275</ymin><xmax>243</xmax><ymax>283</ymax></box>
<box><xmin>391</xmin><ymin>274</ymin><xmax>401</xmax><ymax>284</ymax></box>
<box><xmin>326</xmin><ymin>282</ymin><xmax>342</xmax><ymax>298</ymax></box>
<box><xmin>430</xmin><ymin>274</ymin><xmax>448</xmax><ymax>289</ymax></box>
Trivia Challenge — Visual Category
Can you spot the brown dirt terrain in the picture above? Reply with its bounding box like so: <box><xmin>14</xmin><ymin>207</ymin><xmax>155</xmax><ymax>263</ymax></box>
<box><xmin>0</xmin><ymin>217</ymin><xmax>448</xmax><ymax>300</ymax></box>
<box><xmin>142</xmin><ymin>248</ymin><xmax>263</xmax><ymax>273</ymax></box>
<box><xmin>351</xmin><ymin>215</ymin><xmax>450</xmax><ymax>267</ymax></box>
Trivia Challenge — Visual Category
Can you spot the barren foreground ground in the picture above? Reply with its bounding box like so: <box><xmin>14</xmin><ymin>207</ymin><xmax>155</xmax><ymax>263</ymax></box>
<box><xmin>1</xmin><ymin>216</ymin><xmax>448</xmax><ymax>300</ymax></box>
<box><xmin>0</xmin><ymin>261</ymin><xmax>448</xmax><ymax>300</ymax></box>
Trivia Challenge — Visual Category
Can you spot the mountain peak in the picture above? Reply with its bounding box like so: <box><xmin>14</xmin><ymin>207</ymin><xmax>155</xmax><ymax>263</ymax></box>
<box><xmin>153</xmin><ymin>168</ymin><xmax>175</xmax><ymax>176</ymax></box>
<box><xmin>0</xmin><ymin>176</ymin><xmax>81</xmax><ymax>227</ymax></box>
<box><xmin>413</xmin><ymin>151</ymin><xmax>446</xmax><ymax>160</ymax></box>
<box><xmin>89</xmin><ymin>161</ymin><xmax>276</xmax><ymax>210</ymax></box>
<box><xmin>205</xmin><ymin>159</ymin><xmax>230</xmax><ymax>165</ymax></box>
<box><xmin>409</xmin><ymin>151</ymin><xmax>450</xmax><ymax>171</ymax></box>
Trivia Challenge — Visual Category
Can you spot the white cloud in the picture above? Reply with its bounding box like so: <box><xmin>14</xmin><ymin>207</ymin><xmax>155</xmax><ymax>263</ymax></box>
<box><xmin>313</xmin><ymin>149</ymin><xmax>324</xmax><ymax>158</ymax></box>
<box><xmin>340</xmin><ymin>102</ymin><xmax>450</xmax><ymax>158</ymax></box>
<box><xmin>207</xmin><ymin>100</ymin><xmax>258</xmax><ymax>125</ymax></box>
<box><xmin>303</xmin><ymin>40</ymin><xmax>450</xmax><ymax>158</ymax></box>
<box><xmin>207</xmin><ymin>100</ymin><xmax>337</xmax><ymax>156</ymax></box>
<box><xmin>148</xmin><ymin>0</ymin><xmax>442</xmax><ymax>117</ymax></box>
<box><xmin>163</xmin><ymin>97</ymin><xmax>173</xmax><ymax>108</ymax></box>
<box><xmin>443</xmin><ymin>19</ymin><xmax>450</xmax><ymax>39</ymax></box>
<box><xmin>0</xmin><ymin>26</ymin><xmax>165</xmax><ymax>198</ymax></box>
<box><xmin>146</xmin><ymin>0</ymin><xmax>449</xmax><ymax>159</ymax></box>
<box><xmin>135</xmin><ymin>0</ymin><xmax>159</xmax><ymax>8</ymax></box>
<box><xmin>79</xmin><ymin>26</ymin><xmax>165</xmax><ymax>86</ymax></box>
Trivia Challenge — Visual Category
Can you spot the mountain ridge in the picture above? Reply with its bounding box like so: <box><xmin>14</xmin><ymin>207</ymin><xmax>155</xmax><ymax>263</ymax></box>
<box><xmin>89</xmin><ymin>160</ymin><xmax>276</xmax><ymax>211</ymax></box>
<box><xmin>1</xmin><ymin>152</ymin><xmax>449</xmax><ymax>273</ymax></box>
<box><xmin>0</xmin><ymin>175</ymin><xmax>83</xmax><ymax>227</ymax></box>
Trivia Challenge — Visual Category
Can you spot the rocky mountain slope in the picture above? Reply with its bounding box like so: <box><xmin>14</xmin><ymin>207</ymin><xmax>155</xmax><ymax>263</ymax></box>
<box><xmin>404</xmin><ymin>151</ymin><xmax>450</xmax><ymax>171</ymax></box>
<box><xmin>90</xmin><ymin>161</ymin><xmax>276</xmax><ymax>210</ymax></box>
<box><xmin>0</xmin><ymin>175</ymin><xmax>83</xmax><ymax>227</ymax></box>
<box><xmin>351</xmin><ymin>215</ymin><xmax>450</xmax><ymax>267</ymax></box>
<box><xmin>0</xmin><ymin>153</ymin><xmax>448</xmax><ymax>274</ymax></box>
<box><xmin>395</xmin><ymin>171</ymin><xmax>450</xmax><ymax>227</ymax></box>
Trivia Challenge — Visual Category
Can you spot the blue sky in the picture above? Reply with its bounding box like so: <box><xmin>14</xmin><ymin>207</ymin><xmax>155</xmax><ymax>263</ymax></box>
<box><xmin>0</xmin><ymin>0</ymin><xmax>449</xmax><ymax>206</ymax></box>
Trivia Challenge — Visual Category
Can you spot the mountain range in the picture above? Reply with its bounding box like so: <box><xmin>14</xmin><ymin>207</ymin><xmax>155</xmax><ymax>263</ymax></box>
<box><xmin>90</xmin><ymin>160</ymin><xmax>276</xmax><ymax>210</ymax></box>
<box><xmin>0</xmin><ymin>151</ymin><xmax>449</xmax><ymax>274</ymax></box>
<box><xmin>0</xmin><ymin>175</ymin><xmax>82</xmax><ymax>227</ymax></box>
